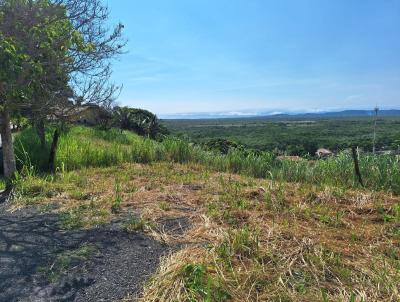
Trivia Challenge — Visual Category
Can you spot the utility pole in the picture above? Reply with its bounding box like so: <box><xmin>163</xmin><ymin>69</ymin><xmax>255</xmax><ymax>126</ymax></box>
<box><xmin>372</xmin><ymin>106</ymin><xmax>379</xmax><ymax>155</ymax></box>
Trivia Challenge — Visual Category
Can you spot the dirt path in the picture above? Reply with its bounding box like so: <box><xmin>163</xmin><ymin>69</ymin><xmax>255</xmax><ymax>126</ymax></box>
<box><xmin>0</xmin><ymin>196</ymin><xmax>167</xmax><ymax>302</ymax></box>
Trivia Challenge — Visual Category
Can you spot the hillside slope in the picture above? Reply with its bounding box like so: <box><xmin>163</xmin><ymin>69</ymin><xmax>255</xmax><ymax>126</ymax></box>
<box><xmin>8</xmin><ymin>161</ymin><xmax>400</xmax><ymax>301</ymax></box>
<box><xmin>1</xmin><ymin>126</ymin><xmax>398</xmax><ymax>301</ymax></box>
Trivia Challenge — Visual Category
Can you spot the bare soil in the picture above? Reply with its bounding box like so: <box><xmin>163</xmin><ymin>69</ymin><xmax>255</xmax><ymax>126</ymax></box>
<box><xmin>0</xmin><ymin>194</ymin><xmax>168</xmax><ymax>302</ymax></box>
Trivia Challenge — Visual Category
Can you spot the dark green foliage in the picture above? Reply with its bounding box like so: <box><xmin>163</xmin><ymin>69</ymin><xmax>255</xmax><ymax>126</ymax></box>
<box><xmin>164</xmin><ymin>117</ymin><xmax>400</xmax><ymax>156</ymax></box>
<box><xmin>113</xmin><ymin>106</ymin><xmax>169</xmax><ymax>139</ymax></box>
<box><xmin>204</xmin><ymin>138</ymin><xmax>242</xmax><ymax>154</ymax></box>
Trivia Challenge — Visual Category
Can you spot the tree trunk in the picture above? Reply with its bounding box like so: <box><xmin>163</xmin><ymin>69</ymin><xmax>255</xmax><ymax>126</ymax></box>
<box><xmin>48</xmin><ymin>129</ymin><xmax>60</xmax><ymax>172</ymax></box>
<box><xmin>0</xmin><ymin>110</ymin><xmax>16</xmax><ymax>178</ymax></box>
<box><xmin>36</xmin><ymin>119</ymin><xmax>46</xmax><ymax>149</ymax></box>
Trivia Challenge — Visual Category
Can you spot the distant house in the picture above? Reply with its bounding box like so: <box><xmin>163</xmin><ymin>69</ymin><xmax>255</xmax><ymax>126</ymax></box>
<box><xmin>65</xmin><ymin>104</ymin><xmax>111</xmax><ymax>126</ymax></box>
<box><xmin>315</xmin><ymin>148</ymin><xmax>333</xmax><ymax>158</ymax></box>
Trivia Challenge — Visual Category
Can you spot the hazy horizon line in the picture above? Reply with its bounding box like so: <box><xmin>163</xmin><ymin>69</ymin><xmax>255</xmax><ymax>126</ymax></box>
<box><xmin>158</xmin><ymin>107</ymin><xmax>400</xmax><ymax>119</ymax></box>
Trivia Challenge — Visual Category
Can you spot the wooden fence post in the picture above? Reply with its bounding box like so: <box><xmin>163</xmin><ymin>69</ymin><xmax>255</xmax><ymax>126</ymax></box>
<box><xmin>351</xmin><ymin>146</ymin><xmax>364</xmax><ymax>187</ymax></box>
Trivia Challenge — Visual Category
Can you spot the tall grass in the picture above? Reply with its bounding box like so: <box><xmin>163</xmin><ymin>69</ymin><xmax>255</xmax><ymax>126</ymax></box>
<box><xmin>14</xmin><ymin>127</ymin><xmax>52</xmax><ymax>171</ymax></box>
<box><xmin>14</xmin><ymin>126</ymin><xmax>400</xmax><ymax>194</ymax></box>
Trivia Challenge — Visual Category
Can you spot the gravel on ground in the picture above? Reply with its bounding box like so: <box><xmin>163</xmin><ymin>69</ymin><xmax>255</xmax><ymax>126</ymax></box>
<box><xmin>0</xmin><ymin>192</ymin><xmax>168</xmax><ymax>302</ymax></box>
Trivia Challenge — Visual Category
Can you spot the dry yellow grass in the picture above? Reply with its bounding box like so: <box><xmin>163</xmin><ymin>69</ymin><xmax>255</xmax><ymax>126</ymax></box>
<box><xmin>12</xmin><ymin>162</ymin><xmax>400</xmax><ymax>301</ymax></box>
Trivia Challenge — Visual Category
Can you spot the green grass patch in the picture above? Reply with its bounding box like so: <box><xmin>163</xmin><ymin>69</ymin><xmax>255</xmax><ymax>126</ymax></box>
<box><xmin>59</xmin><ymin>204</ymin><xmax>109</xmax><ymax>229</ymax></box>
<box><xmin>124</xmin><ymin>216</ymin><xmax>153</xmax><ymax>232</ymax></box>
<box><xmin>38</xmin><ymin>244</ymin><xmax>97</xmax><ymax>282</ymax></box>
<box><xmin>13</xmin><ymin>126</ymin><xmax>400</xmax><ymax>194</ymax></box>
<box><xmin>180</xmin><ymin>263</ymin><xmax>231</xmax><ymax>302</ymax></box>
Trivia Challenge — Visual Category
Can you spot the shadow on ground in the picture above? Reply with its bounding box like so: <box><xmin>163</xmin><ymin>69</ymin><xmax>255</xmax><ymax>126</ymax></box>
<box><xmin>0</xmin><ymin>195</ymin><xmax>167</xmax><ymax>302</ymax></box>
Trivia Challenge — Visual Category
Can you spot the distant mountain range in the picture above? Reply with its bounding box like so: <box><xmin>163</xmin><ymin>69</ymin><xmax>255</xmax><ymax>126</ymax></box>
<box><xmin>160</xmin><ymin>109</ymin><xmax>400</xmax><ymax>120</ymax></box>
<box><xmin>272</xmin><ymin>109</ymin><xmax>400</xmax><ymax>118</ymax></box>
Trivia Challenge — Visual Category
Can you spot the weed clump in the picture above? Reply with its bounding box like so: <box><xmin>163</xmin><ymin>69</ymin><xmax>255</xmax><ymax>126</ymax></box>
<box><xmin>111</xmin><ymin>178</ymin><xmax>122</xmax><ymax>213</ymax></box>
<box><xmin>59</xmin><ymin>204</ymin><xmax>108</xmax><ymax>229</ymax></box>
<box><xmin>38</xmin><ymin>244</ymin><xmax>97</xmax><ymax>282</ymax></box>
<box><xmin>124</xmin><ymin>216</ymin><xmax>153</xmax><ymax>233</ymax></box>
<box><xmin>179</xmin><ymin>263</ymin><xmax>231</xmax><ymax>302</ymax></box>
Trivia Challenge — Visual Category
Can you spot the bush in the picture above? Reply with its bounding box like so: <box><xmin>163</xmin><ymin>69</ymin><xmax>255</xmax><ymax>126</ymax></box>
<box><xmin>204</xmin><ymin>138</ymin><xmax>242</xmax><ymax>155</ymax></box>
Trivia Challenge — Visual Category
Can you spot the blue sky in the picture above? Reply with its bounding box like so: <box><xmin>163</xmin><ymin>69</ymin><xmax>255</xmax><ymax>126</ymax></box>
<box><xmin>107</xmin><ymin>0</ymin><xmax>400</xmax><ymax>116</ymax></box>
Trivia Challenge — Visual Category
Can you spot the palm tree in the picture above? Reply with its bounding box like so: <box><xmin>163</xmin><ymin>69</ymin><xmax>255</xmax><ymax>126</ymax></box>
<box><xmin>112</xmin><ymin>107</ymin><xmax>168</xmax><ymax>138</ymax></box>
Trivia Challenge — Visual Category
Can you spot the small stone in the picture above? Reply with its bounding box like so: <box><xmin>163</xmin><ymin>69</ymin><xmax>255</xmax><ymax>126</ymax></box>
<box><xmin>9</xmin><ymin>244</ymin><xmax>23</xmax><ymax>252</ymax></box>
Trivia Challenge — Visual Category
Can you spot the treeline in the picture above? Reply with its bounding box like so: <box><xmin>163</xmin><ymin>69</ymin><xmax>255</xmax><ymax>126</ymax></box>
<box><xmin>165</xmin><ymin>117</ymin><xmax>400</xmax><ymax>156</ymax></box>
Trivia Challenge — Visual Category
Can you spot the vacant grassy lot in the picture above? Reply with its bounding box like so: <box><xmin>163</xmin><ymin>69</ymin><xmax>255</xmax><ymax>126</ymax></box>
<box><xmin>11</xmin><ymin>161</ymin><xmax>400</xmax><ymax>301</ymax></box>
<box><xmin>4</xmin><ymin>126</ymin><xmax>399</xmax><ymax>300</ymax></box>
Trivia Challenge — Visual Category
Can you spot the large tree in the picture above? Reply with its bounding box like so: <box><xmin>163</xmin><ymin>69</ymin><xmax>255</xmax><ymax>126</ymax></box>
<box><xmin>0</xmin><ymin>0</ymin><xmax>124</xmax><ymax>177</ymax></box>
